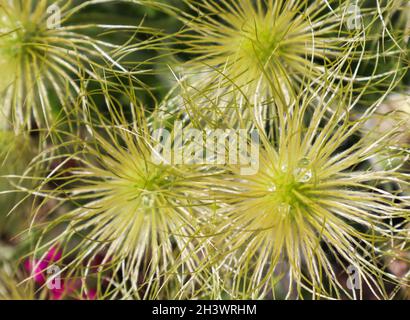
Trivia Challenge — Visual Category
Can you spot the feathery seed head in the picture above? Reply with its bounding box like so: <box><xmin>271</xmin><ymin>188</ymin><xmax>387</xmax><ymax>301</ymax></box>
<box><xmin>212</xmin><ymin>90</ymin><xmax>409</xmax><ymax>299</ymax></box>
<box><xmin>32</xmin><ymin>100</ymin><xmax>218</xmax><ymax>299</ymax></box>
<box><xmin>176</xmin><ymin>0</ymin><xmax>363</xmax><ymax>124</ymax></box>
<box><xmin>0</xmin><ymin>0</ymin><xmax>143</xmax><ymax>131</ymax></box>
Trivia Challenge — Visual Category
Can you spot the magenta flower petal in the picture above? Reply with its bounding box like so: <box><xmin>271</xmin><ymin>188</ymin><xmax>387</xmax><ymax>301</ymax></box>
<box><xmin>83</xmin><ymin>289</ymin><xmax>97</xmax><ymax>300</ymax></box>
<box><xmin>51</xmin><ymin>282</ymin><xmax>65</xmax><ymax>300</ymax></box>
<box><xmin>45</xmin><ymin>246</ymin><xmax>62</xmax><ymax>263</ymax></box>
<box><xmin>24</xmin><ymin>258</ymin><xmax>47</xmax><ymax>284</ymax></box>
<box><xmin>23</xmin><ymin>259</ymin><xmax>33</xmax><ymax>272</ymax></box>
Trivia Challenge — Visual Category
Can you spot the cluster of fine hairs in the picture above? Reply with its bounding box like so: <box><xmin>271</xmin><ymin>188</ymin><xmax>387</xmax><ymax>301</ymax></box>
<box><xmin>0</xmin><ymin>0</ymin><xmax>409</xmax><ymax>300</ymax></box>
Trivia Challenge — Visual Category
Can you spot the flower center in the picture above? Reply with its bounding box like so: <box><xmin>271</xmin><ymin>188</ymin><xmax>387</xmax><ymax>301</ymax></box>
<box><xmin>266</xmin><ymin>159</ymin><xmax>314</xmax><ymax>217</ymax></box>
<box><xmin>1</xmin><ymin>15</ymin><xmax>46</xmax><ymax>57</ymax></box>
<box><xmin>131</xmin><ymin>167</ymin><xmax>177</xmax><ymax>208</ymax></box>
<box><xmin>237</xmin><ymin>14</ymin><xmax>292</xmax><ymax>67</ymax></box>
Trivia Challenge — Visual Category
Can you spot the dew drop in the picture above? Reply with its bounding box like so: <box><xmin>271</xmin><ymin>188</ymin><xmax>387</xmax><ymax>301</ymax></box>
<box><xmin>295</xmin><ymin>158</ymin><xmax>312</xmax><ymax>183</ymax></box>
<box><xmin>298</xmin><ymin>158</ymin><xmax>310</xmax><ymax>167</ymax></box>
<box><xmin>164</xmin><ymin>175</ymin><xmax>175</xmax><ymax>183</ymax></box>
<box><xmin>268</xmin><ymin>183</ymin><xmax>277</xmax><ymax>192</ymax></box>
<box><xmin>142</xmin><ymin>195</ymin><xmax>154</xmax><ymax>206</ymax></box>
<box><xmin>281</xmin><ymin>164</ymin><xmax>288</xmax><ymax>173</ymax></box>
<box><xmin>297</xmin><ymin>169</ymin><xmax>312</xmax><ymax>183</ymax></box>
<box><xmin>278</xmin><ymin>203</ymin><xmax>291</xmax><ymax>217</ymax></box>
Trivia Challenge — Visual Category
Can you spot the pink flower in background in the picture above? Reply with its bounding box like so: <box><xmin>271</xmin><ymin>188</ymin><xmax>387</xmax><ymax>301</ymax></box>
<box><xmin>50</xmin><ymin>279</ymin><xmax>77</xmax><ymax>300</ymax></box>
<box><xmin>45</xmin><ymin>246</ymin><xmax>62</xmax><ymax>263</ymax></box>
<box><xmin>83</xmin><ymin>289</ymin><xmax>97</xmax><ymax>300</ymax></box>
<box><xmin>50</xmin><ymin>281</ymin><xmax>66</xmax><ymax>300</ymax></box>
<box><xmin>51</xmin><ymin>280</ymin><xmax>97</xmax><ymax>300</ymax></box>
<box><xmin>24</xmin><ymin>246</ymin><xmax>62</xmax><ymax>285</ymax></box>
<box><xmin>24</xmin><ymin>259</ymin><xmax>48</xmax><ymax>284</ymax></box>
<box><xmin>24</xmin><ymin>246</ymin><xmax>97</xmax><ymax>300</ymax></box>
